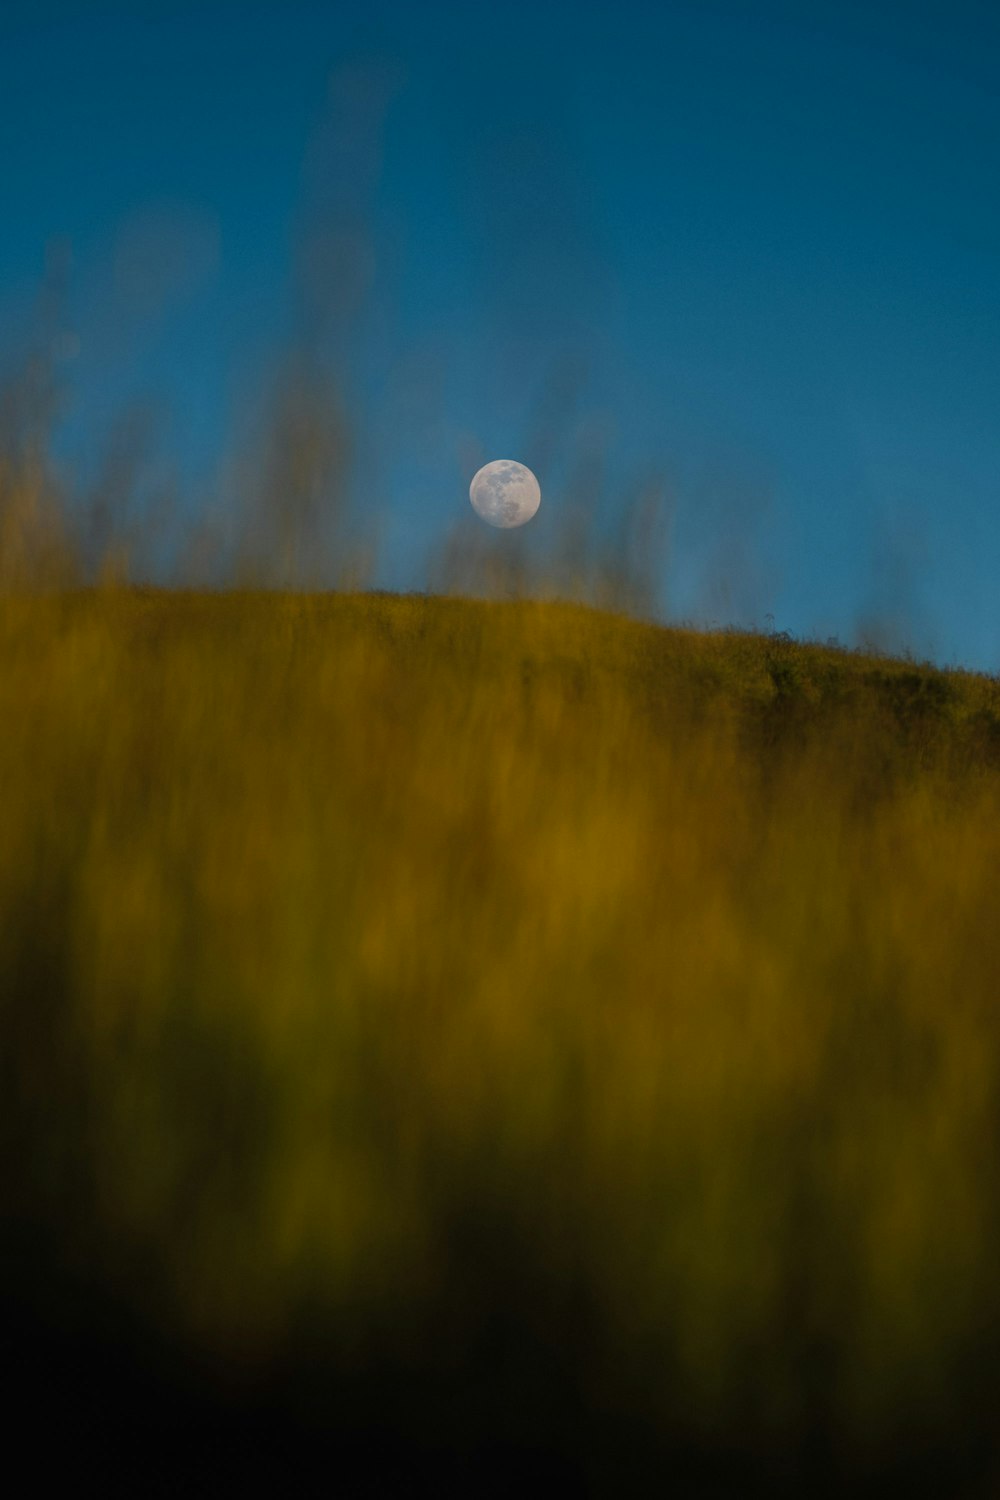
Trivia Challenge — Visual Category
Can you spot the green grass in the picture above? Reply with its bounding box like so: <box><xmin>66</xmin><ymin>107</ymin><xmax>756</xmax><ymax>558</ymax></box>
<box><xmin>4</xmin><ymin>588</ymin><xmax>1000</xmax><ymax>1492</ymax></box>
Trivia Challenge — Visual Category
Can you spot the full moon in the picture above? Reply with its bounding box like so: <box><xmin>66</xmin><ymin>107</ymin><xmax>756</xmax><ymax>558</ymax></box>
<box><xmin>469</xmin><ymin>459</ymin><xmax>541</xmax><ymax>529</ymax></box>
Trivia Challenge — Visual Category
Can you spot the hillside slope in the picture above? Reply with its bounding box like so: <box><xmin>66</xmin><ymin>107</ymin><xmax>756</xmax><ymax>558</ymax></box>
<box><xmin>3</xmin><ymin>590</ymin><xmax>1000</xmax><ymax>1494</ymax></box>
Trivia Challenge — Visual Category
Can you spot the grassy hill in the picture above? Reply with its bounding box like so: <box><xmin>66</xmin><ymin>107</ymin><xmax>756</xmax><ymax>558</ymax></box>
<box><xmin>4</xmin><ymin>589</ymin><xmax>1000</xmax><ymax>1494</ymax></box>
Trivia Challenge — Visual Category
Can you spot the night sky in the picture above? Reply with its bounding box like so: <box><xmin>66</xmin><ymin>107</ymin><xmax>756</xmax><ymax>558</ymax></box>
<box><xmin>3</xmin><ymin>0</ymin><xmax>998</xmax><ymax>665</ymax></box>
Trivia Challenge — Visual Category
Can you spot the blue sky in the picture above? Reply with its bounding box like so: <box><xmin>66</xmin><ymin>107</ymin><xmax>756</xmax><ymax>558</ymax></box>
<box><xmin>2</xmin><ymin>0</ymin><xmax>998</xmax><ymax>665</ymax></box>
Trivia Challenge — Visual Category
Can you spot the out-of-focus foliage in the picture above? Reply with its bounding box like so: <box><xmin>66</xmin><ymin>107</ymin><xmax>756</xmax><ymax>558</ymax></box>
<box><xmin>3</xmin><ymin>589</ymin><xmax>1000</xmax><ymax>1492</ymax></box>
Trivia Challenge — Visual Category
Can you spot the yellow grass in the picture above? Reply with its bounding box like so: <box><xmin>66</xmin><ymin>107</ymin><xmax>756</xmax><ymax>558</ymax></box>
<box><xmin>4</xmin><ymin>587</ymin><xmax>1000</xmax><ymax>1487</ymax></box>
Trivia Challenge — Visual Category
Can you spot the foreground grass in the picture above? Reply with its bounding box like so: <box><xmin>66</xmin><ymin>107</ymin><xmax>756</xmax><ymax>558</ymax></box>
<box><xmin>4</xmin><ymin>589</ymin><xmax>1000</xmax><ymax>1492</ymax></box>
